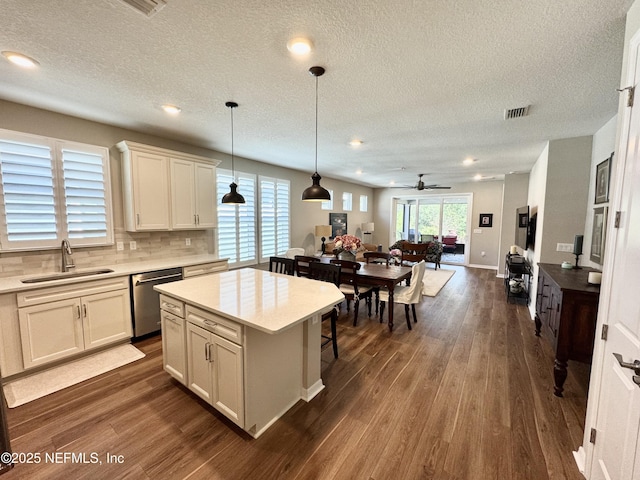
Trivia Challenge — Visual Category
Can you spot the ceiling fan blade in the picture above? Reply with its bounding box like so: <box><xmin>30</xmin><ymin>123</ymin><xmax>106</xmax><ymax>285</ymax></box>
<box><xmin>424</xmin><ymin>185</ymin><xmax>451</xmax><ymax>190</ymax></box>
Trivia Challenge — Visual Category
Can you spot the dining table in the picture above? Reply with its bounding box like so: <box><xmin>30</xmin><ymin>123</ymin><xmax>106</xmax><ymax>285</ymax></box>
<box><xmin>318</xmin><ymin>258</ymin><xmax>412</xmax><ymax>331</ymax></box>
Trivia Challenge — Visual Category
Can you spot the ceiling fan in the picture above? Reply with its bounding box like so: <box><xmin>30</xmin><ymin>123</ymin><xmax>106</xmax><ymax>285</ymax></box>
<box><xmin>403</xmin><ymin>173</ymin><xmax>451</xmax><ymax>191</ymax></box>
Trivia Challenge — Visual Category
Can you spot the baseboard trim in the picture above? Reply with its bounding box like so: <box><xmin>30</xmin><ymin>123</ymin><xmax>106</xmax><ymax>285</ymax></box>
<box><xmin>468</xmin><ymin>263</ymin><xmax>498</xmax><ymax>271</ymax></box>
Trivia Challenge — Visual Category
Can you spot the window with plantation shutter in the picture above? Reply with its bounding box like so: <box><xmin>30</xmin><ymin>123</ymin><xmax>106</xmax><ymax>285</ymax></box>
<box><xmin>216</xmin><ymin>169</ymin><xmax>257</xmax><ymax>267</ymax></box>
<box><xmin>0</xmin><ymin>129</ymin><xmax>113</xmax><ymax>251</ymax></box>
<box><xmin>259</xmin><ymin>176</ymin><xmax>290</xmax><ymax>262</ymax></box>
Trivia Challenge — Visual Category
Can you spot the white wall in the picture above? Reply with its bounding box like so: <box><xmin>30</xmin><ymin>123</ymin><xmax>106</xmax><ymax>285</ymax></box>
<box><xmin>583</xmin><ymin>116</ymin><xmax>617</xmax><ymax>270</ymax></box>
<box><xmin>498</xmin><ymin>173</ymin><xmax>530</xmax><ymax>276</ymax></box>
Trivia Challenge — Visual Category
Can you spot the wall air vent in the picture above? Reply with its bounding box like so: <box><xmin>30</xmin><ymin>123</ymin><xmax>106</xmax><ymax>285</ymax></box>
<box><xmin>118</xmin><ymin>0</ymin><xmax>166</xmax><ymax>17</ymax></box>
<box><xmin>504</xmin><ymin>105</ymin><xmax>530</xmax><ymax>120</ymax></box>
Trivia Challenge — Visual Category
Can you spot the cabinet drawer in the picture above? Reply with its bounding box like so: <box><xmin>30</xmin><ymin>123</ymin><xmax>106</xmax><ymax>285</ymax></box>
<box><xmin>183</xmin><ymin>261</ymin><xmax>228</xmax><ymax>278</ymax></box>
<box><xmin>17</xmin><ymin>277</ymin><xmax>129</xmax><ymax>308</ymax></box>
<box><xmin>159</xmin><ymin>294</ymin><xmax>184</xmax><ymax>318</ymax></box>
<box><xmin>186</xmin><ymin>305</ymin><xmax>243</xmax><ymax>346</ymax></box>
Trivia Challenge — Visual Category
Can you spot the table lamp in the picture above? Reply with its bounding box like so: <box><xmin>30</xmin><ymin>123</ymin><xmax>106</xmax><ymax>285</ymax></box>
<box><xmin>315</xmin><ymin>225</ymin><xmax>332</xmax><ymax>254</ymax></box>
<box><xmin>362</xmin><ymin>222</ymin><xmax>374</xmax><ymax>242</ymax></box>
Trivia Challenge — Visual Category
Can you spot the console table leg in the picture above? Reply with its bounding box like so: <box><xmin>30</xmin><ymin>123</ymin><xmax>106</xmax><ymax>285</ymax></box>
<box><xmin>534</xmin><ymin>314</ymin><xmax>541</xmax><ymax>337</ymax></box>
<box><xmin>553</xmin><ymin>358</ymin><xmax>568</xmax><ymax>397</ymax></box>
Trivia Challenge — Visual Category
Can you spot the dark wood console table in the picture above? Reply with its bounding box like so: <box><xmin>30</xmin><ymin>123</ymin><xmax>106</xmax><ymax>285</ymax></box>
<box><xmin>535</xmin><ymin>263</ymin><xmax>601</xmax><ymax>397</ymax></box>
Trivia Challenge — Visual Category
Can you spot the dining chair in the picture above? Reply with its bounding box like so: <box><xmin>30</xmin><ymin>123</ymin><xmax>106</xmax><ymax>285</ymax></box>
<box><xmin>330</xmin><ymin>259</ymin><xmax>373</xmax><ymax>326</ymax></box>
<box><xmin>379</xmin><ymin>260</ymin><xmax>426</xmax><ymax>330</ymax></box>
<box><xmin>400</xmin><ymin>242</ymin><xmax>428</xmax><ymax>265</ymax></box>
<box><xmin>309</xmin><ymin>262</ymin><xmax>342</xmax><ymax>358</ymax></box>
<box><xmin>363</xmin><ymin>251</ymin><xmax>391</xmax><ymax>315</ymax></box>
<box><xmin>294</xmin><ymin>255</ymin><xmax>320</xmax><ymax>278</ymax></box>
<box><xmin>269</xmin><ymin>256</ymin><xmax>295</xmax><ymax>275</ymax></box>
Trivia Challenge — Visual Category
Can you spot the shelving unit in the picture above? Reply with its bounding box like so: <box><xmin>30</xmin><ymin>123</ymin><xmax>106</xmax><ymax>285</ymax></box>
<box><xmin>504</xmin><ymin>254</ymin><xmax>532</xmax><ymax>304</ymax></box>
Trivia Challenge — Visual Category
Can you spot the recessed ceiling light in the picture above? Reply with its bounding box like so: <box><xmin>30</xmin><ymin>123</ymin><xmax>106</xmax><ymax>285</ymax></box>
<box><xmin>161</xmin><ymin>104</ymin><xmax>182</xmax><ymax>115</ymax></box>
<box><xmin>463</xmin><ymin>158</ymin><xmax>476</xmax><ymax>166</ymax></box>
<box><xmin>2</xmin><ymin>51</ymin><xmax>39</xmax><ymax>68</ymax></box>
<box><xmin>389</xmin><ymin>180</ymin><xmax>396</xmax><ymax>185</ymax></box>
<box><xmin>287</xmin><ymin>37</ymin><xmax>313</xmax><ymax>55</ymax></box>
<box><xmin>474</xmin><ymin>174</ymin><xmax>483</xmax><ymax>181</ymax></box>
<box><xmin>349</xmin><ymin>139</ymin><xmax>363</xmax><ymax>147</ymax></box>
<box><xmin>356</xmin><ymin>169</ymin><xmax>363</xmax><ymax>175</ymax></box>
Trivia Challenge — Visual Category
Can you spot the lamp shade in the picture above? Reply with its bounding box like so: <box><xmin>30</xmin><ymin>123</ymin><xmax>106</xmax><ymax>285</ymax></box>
<box><xmin>315</xmin><ymin>225</ymin><xmax>332</xmax><ymax>237</ymax></box>
<box><xmin>362</xmin><ymin>222</ymin><xmax>375</xmax><ymax>233</ymax></box>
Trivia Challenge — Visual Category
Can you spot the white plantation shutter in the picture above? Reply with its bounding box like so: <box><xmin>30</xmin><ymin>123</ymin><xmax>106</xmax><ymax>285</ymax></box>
<box><xmin>0</xmin><ymin>129</ymin><xmax>113</xmax><ymax>251</ymax></box>
<box><xmin>61</xmin><ymin>145</ymin><xmax>112</xmax><ymax>244</ymax></box>
<box><xmin>217</xmin><ymin>169</ymin><xmax>257</xmax><ymax>266</ymax></box>
<box><xmin>259</xmin><ymin>176</ymin><xmax>290</xmax><ymax>261</ymax></box>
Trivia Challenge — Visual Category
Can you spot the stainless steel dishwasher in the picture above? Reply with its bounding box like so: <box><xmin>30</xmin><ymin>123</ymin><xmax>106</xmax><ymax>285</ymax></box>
<box><xmin>130</xmin><ymin>267</ymin><xmax>183</xmax><ymax>337</ymax></box>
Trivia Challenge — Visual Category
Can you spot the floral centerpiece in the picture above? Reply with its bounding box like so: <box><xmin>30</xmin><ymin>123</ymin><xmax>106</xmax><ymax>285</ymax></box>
<box><xmin>333</xmin><ymin>234</ymin><xmax>361</xmax><ymax>258</ymax></box>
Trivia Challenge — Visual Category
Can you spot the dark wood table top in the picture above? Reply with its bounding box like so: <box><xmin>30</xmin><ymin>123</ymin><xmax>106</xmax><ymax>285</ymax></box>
<box><xmin>537</xmin><ymin>263</ymin><xmax>601</xmax><ymax>294</ymax></box>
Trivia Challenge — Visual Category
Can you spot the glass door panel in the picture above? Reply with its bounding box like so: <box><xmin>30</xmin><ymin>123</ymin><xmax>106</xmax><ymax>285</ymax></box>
<box><xmin>417</xmin><ymin>200</ymin><xmax>441</xmax><ymax>241</ymax></box>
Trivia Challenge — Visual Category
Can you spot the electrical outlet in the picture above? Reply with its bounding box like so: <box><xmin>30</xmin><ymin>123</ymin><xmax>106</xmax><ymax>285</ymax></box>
<box><xmin>130</xmin><ymin>241</ymin><xmax>137</xmax><ymax>251</ymax></box>
<box><xmin>186</xmin><ymin>238</ymin><xmax>191</xmax><ymax>246</ymax></box>
<box><xmin>116</xmin><ymin>241</ymin><xmax>124</xmax><ymax>251</ymax></box>
<box><xmin>556</xmin><ymin>243</ymin><xmax>573</xmax><ymax>252</ymax></box>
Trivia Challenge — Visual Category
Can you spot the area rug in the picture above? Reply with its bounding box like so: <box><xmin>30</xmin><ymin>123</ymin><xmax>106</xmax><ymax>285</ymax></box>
<box><xmin>3</xmin><ymin>344</ymin><xmax>145</xmax><ymax>408</ymax></box>
<box><xmin>422</xmin><ymin>269</ymin><xmax>455</xmax><ymax>297</ymax></box>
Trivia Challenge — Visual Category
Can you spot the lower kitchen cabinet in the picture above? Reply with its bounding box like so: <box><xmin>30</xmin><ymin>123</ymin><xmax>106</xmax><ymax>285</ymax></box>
<box><xmin>187</xmin><ymin>321</ymin><xmax>244</xmax><ymax>427</ymax></box>
<box><xmin>17</xmin><ymin>277</ymin><xmax>132</xmax><ymax>369</ymax></box>
<box><xmin>161</xmin><ymin>309</ymin><xmax>187</xmax><ymax>385</ymax></box>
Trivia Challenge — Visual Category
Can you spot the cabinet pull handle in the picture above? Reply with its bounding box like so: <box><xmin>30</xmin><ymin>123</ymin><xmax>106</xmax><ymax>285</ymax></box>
<box><xmin>197</xmin><ymin>214</ymin><xmax>200</xmax><ymax>225</ymax></box>
<box><xmin>83</xmin><ymin>304</ymin><xmax>87</xmax><ymax>317</ymax></box>
<box><xmin>205</xmin><ymin>342</ymin><xmax>210</xmax><ymax>361</ymax></box>
<box><xmin>76</xmin><ymin>305</ymin><xmax>81</xmax><ymax>319</ymax></box>
<box><xmin>208</xmin><ymin>343</ymin><xmax>213</xmax><ymax>363</ymax></box>
<box><xmin>137</xmin><ymin>213</ymin><xmax>140</xmax><ymax>226</ymax></box>
<box><xmin>194</xmin><ymin>214</ymin><xmax>197</xmax><ymax>225</ymax></box>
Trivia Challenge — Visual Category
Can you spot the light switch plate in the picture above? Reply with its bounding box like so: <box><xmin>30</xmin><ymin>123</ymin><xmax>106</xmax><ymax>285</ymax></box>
<box><xmin>473</xmin><ymin>228</ymin><xmax>482</xmax><ymax>234</ymax></box>
<box><xmin>556</xmin><ymin>243</ymin><xmax>573</xmax><ymax>252</ymax></box>
<box><xmin>116</xmin><ymin>241</ymin><xmax>124</xmax><ymax>251</ymax></box>
<box><xmin>130</xmin><ymin>241</ymin><xmax>137</xmax><ymax>250</ymax></box>
<box><xmin>186</xmin><ymin>238</ymin><xmax>191</xmax><ymax>246</ymax></box>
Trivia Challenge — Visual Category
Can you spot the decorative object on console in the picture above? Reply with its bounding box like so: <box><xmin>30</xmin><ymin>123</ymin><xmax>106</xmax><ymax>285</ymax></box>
<box><xmin>221</xmin><ymin>101</ymin><xmax>245</xmax><ymax>204</ymax></box>
<box><xmin>594</xmin><ymin>152</ymin><xmax>612</xmax><ymax>204</ymax></box>
<box><xmin>315</xmin><ymin>225</ymin><xmax>332</xmax><ymax>254</ymax></box>
<box><xmin>302</xmin><ymin>66</ymin><xmax>331</xmax><ymax>202</ymax></box>
<box><xmin>573</xmin><ymin>234</ymin><xmax>583</xmax><ymax>268</ymax></box>
<box><xmin>479</xmin><ymin>213</ymin><xmax>493</xmax><ymax>227</ymax></box>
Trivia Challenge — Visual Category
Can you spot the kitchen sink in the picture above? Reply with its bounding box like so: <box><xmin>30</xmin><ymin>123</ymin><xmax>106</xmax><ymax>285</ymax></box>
<box><xmin>21</xmin><ymin>268</ymin><xmax>114</xmax><ymax>284</ymax></box>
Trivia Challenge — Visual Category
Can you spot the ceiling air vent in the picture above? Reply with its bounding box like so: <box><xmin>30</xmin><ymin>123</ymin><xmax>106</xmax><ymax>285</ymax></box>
<box><xmin>118</xmin><ymin>0</ymin><xmax>166</xmax><ymax>17</ymax></box>
<box><xmin>504</xmin><ymin>105</ymin><xmax>530</xmax><ymax>120</ymax></box>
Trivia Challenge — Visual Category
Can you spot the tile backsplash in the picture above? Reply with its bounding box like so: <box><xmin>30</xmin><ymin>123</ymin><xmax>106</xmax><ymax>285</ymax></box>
<box><xmin>0</xmin><ymin>229</ymin><xmax>215</xmax><ymax>278</ymax></box>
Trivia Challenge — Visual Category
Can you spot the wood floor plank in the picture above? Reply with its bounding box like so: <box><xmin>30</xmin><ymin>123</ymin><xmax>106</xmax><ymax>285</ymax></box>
<box><xmin>1</xmin><ymin>265</ymin><xmax>589</xmax><ymax>480</ymax></box>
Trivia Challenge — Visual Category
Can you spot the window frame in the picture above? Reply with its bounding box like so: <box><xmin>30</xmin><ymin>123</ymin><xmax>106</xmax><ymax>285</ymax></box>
<box><xmin>258</xmin><ymin>175</ymin><xmax>290</xmax><ymax>263</ymax></box>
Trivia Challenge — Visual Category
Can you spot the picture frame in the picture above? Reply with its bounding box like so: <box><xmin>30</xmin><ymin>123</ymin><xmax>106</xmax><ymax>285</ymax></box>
<box><xmin>479</xmin><ymin>213</ymin><xmax>493</xmax><ymax>228</ymax></box>
<box><xmin>329</xmin><ymin>213</ymin><xmax>347</xmax><ymax>238</ymax></box>
<box><xmin>595</xmin><ymin>153</ymin><xmax>613</xmax><ymax>204</ymax></box>
<box><xmin>590</xmin><ymin>206</ymin><xmax>608</xmax><ymax>263</ymax></box>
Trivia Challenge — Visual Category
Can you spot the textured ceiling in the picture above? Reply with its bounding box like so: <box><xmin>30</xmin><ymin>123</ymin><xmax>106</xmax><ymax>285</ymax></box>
<box><xmin>0</xmin><ymin>0</ymin><xmax>633</xmax><ymax>188</ymax></box>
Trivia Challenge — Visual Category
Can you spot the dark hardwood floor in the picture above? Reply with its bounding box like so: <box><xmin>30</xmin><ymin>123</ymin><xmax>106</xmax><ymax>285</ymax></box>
<box><xmin>3</xmin><ymin>266</ymin><xmax>589</xmax><ymax>479</ymax></box>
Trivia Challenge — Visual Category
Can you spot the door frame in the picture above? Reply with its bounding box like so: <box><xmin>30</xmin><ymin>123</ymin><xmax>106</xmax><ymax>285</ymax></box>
<box><xmin>578</xmin><ymin>25</ymin><xmax>639</xmax><ymax>479</ymax></box>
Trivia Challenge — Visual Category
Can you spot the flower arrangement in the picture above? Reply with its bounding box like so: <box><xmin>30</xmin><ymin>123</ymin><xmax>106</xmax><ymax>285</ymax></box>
<box><xmin>333</xmin><ymin>234</ymin><xmax>361</xmax><ymax>254</ymax></box>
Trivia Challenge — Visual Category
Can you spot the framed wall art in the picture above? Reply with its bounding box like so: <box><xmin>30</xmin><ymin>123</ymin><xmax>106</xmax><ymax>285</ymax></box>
<box><xmin>329</xmin><ymin>213</ymin><xmax>347</xmax><ymax>238</ymax></box>
<box><xmin>479</xmin><ymin>213</ymin><xmax>493</xmax><ymax>228</ymax></box>
<box><xmin>590</xmin><ymin>206</ymin><xmax>608</xmax><ymax>264</ymax></box>
<box><xmin>595</xmin><ymin>152</ymin><xmax>613</xmax><ymax>204</ymax></box>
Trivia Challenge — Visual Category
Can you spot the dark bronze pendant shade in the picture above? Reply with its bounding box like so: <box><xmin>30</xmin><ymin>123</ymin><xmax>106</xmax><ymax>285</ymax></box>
<box><xmin>302</xmin><ymin>66</ymin><xmax>331</xmax><ymax>202</ymax></box>
<box><xmin>222</xmin><ymin>101</ymin><xmax>245</xmax><ymax>205</ymax></box>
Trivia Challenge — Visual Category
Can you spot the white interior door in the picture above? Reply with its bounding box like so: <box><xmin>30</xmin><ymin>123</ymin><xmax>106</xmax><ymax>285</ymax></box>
<box><xmin>589</xmin><ymin>30</ymin><xmax>640</xmax><ymax>480</ymax></box>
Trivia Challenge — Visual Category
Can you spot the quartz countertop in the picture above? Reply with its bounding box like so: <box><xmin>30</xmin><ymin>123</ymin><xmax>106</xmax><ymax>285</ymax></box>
<box><xmin>0</xmin><ymin>255</ymin><xmax>226</xmax><ymax>294</ymax></box>
<box><xmin>154</xmin><ymin>268</ymin><xmax>344</xmax><ymax>334</ymax></box>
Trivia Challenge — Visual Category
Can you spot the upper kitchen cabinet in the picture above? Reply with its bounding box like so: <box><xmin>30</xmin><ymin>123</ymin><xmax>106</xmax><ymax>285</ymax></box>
<box><xmin>117</xmin><ymin>141</ymin><xmax>220</xmax><ymax>232</ymax></box>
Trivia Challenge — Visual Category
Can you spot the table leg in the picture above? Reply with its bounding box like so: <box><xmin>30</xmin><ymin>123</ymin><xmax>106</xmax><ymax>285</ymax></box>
<box><xmin>553</xmin><ymin>357</ymin><xmax>568</xmax><ymax>397</ymax></box>
<box><xmin>388</xmin><ymin>290</ymin><xmax>395</xmax><ymax>331</ymax></box>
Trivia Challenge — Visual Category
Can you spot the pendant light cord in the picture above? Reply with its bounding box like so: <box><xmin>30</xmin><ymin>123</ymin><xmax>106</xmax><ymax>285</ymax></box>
<box><xmin>314</xmin><ymin>74</ymin><xmax>318</xmax><ymax>173</ymax></box>
<box><xmin>230</xmin><ymin>105</ymin><xmax>235</xmax><ymax>177</ymax></box>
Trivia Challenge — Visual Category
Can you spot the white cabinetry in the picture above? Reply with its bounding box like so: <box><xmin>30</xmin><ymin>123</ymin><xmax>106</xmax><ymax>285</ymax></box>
<box><xmin>170</xmin><ymin>160</ymin><xmax>216</xmax><ymax>229</ymax></box>
<box><xmin>117</xmin><ymin>141</ymin><xmax>220</xmax><ymax>232</ymax></box>
<box><xmin>159</xmin><ymin>294</ymin><xmax>187</xmax><ymax>385</ymax></box>
<box><xmin>17</xmin><ymin>277</ymin><xmax>132</xmax><ymax>369</ymax></box>
<box><xmin>186</xmin><ymin>306</ymin><xmax>244</xmax><ymax>427</ymax></box>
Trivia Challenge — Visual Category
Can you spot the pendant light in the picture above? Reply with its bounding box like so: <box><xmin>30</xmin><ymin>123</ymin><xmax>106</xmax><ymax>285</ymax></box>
<box><xmin>302</xmin><ymin>66</ymin><xmax>331</xmax><ymax>202</ymax></box>
<box><xmin>221</xmin><ymin>101</ymin><xmax>246</xmax><ymax>204</ymax></box>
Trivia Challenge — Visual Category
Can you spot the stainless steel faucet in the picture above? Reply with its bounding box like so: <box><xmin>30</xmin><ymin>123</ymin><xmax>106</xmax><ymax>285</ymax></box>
<box><xmin>61</xmin><ymin>239</ymin><xmax>75</xmax><ymax>272</ymax></box>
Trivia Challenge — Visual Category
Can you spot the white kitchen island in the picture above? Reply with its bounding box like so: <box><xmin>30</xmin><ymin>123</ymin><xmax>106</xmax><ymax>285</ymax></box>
<box><xmin>153</xmin><ymin>267</ymin><xmax>343</xmax><ymax>438</ymax></box>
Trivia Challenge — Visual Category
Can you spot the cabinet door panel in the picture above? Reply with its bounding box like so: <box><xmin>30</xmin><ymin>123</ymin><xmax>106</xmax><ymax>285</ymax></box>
<box><xmin>211</xmin><ymin>335</ymin><xmax>244</xmax><ymax>427</ymax></box>
<box><xmin>195</xmin><ymin>163</ymin><xmax>216</xmax><ymax>228</ymax></box>
<box><xmin>82</xmin><ymin>289</ymin><xmax>132</xmax><ymax>350</ymax></box>
<box><xmin>170</xmin><ymin>158</ymin><xmax>196</xmax><ymax>229</ymax></box>
<box><xmin>161</xmin><ymin>311</ymin><xmax>187</xmax><ymax>385</ymax></box>
<box><xmin>187</xmin><ymin>323</ymin><xmax>212</xmax><ymax>402</ymax></box>
<box><xmin>132</xmin><ymin>151</ymin><xmax>170</xmax><ymax>230</ymax></box>
<box><xmin>19</xmin><ymin>298</ymin><xmax>84</xmax><ymax>368</ymax></box>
